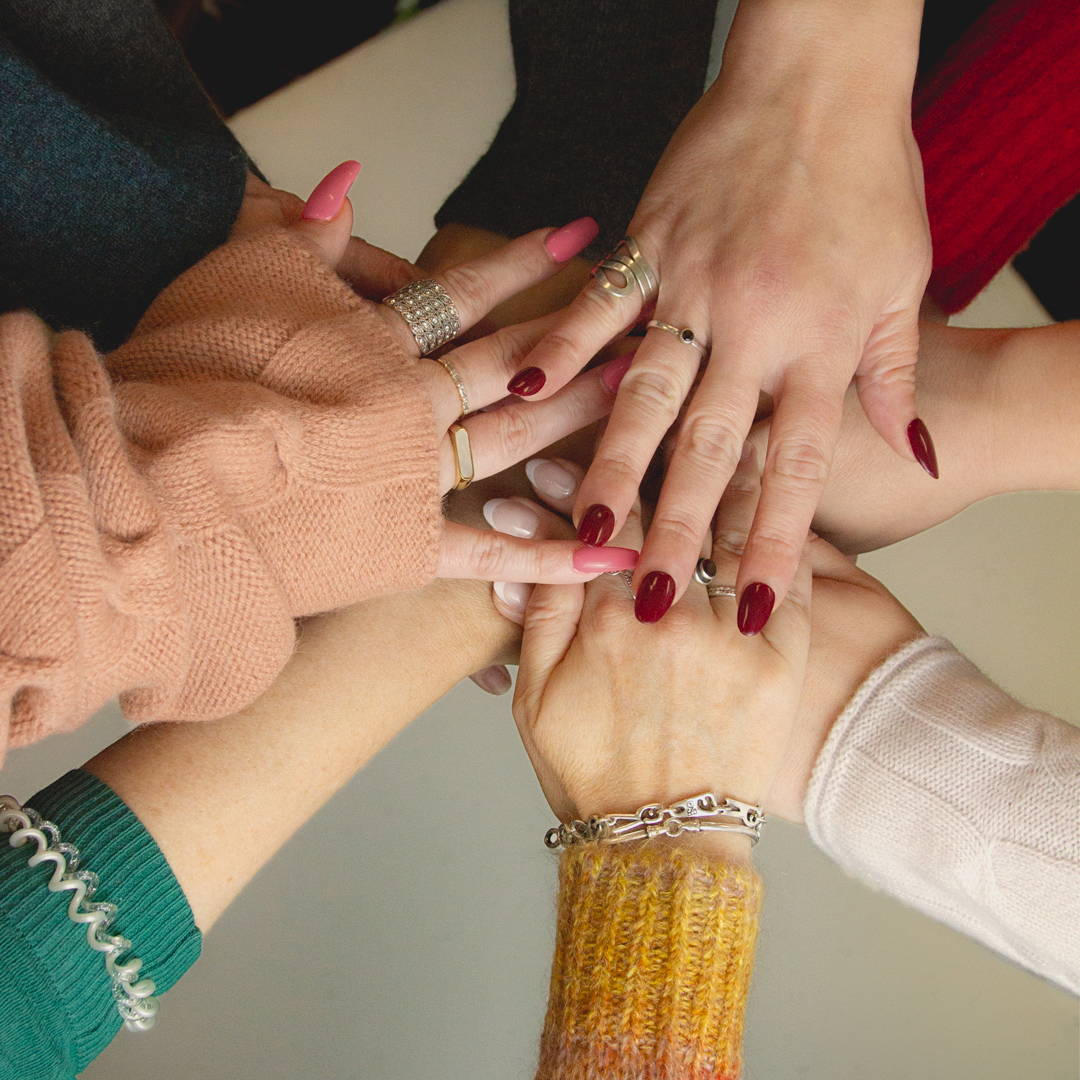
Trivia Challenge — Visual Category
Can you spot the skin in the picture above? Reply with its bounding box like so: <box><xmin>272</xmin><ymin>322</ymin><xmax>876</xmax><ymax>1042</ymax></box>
<box><xmin>501</xmin><ymin>0</ymin><xmax>933</xmax><ymax>626</ymax></box>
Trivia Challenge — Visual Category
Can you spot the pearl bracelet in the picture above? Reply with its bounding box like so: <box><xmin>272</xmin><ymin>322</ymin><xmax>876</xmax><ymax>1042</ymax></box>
<box><xmin>544</xmin><ymin>792</ymin><xmax>765</xmax><ymax>850</ymax></box>
<box><xmin>0</xmin><ymin>794</ymin><xmax>160</xmax><ymax>1031</ymax></box>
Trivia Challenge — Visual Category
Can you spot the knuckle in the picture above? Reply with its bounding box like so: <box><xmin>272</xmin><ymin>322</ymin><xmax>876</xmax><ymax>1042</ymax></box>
<box><xmin>494</xmin><ymin>407</ymin><xmax>537</xmax><ymax>462</ymax></box>
<box><xmin>713</xmin><ymin>525</ymin><xmax>749</xmax><ymax>559</ymax></box>
<box><xmin>588</xmin><ymin>590</ymin><xmax>632</xmax><ymax>638</ymax></box>
<box><xmin>653</xmin><ymin>505</ymin><xmax>709</xmax><ymax>551</ymax></box>
<box><xmin>679</xmin><ymin>413</ymin><xmax>744</xmax><ymax>473</ymax></box>
<box><xmin>593</xmin><ymin>444</ymin><xmax>646</xmax><ymax>492</ymax></box>
<box><xmin>748</xmin><ymin>524</ymin><xmax>804</xmax><ymax>566</ymax></box>
<box><xmin>467</xmin><ymin>528</ymin><xmax>509</xmax><ymax>580</ymax></box>
<box><xmin>622</xmin><ymin>367</ymin><xmax>684</xmax><ymax>422</ymax></box>
<box><xmin>441</xmin><ymin>262</ymin><xmax>491</xmax><ymax>318</ymax></box>
<box><xmin>770</xmin><ymin>437</ymin><xmax>831</xmax><ymax>489</ymax></box>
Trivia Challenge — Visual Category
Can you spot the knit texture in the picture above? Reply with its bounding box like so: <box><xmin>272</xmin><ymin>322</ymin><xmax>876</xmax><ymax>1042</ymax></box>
<box><xmin>0</xmin><ymin>0</ymin><xmax>251</xmax><ymax>347</ymax></box>
<box><xmin>915</xmin><ymin>0</ymin><xmax>1080</xmax><ymax>312</ymax></box>
<box><xmin>805</xmin><ymin>636</ymin><xmax>1080</xmax><ymax>993</ymax></box>
<box><xmin>0</xmin><ymin>226</ymin><xmax>440</xmax><ymax>761</ymax></box>
<box><xmin>435</xmin><ymin>0</ymin><xmax>719</xmax><ymax>263</ymax></box>
<box><xmin>538</xmin><ymin>845</ymin><xmax>761</xmax><ymax>1080</ymax></box>
<box><xmin>0</xmin><ymin>769</ymin><xmax>200</xmax><ymax>1080</ymax></box>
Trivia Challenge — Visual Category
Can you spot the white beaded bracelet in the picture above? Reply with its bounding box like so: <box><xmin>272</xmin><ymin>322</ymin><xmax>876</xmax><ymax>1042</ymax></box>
<box><xmin>0</xmin><ymin>794</ymin><xmax>160</xmax><ymax>1031</ymax></box>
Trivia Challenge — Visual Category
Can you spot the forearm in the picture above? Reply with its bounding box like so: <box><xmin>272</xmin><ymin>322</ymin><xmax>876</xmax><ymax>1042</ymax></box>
<box><xmin>85</xmin><ymin>577</ymin><xmax>510</xmax><ymax>931</ymax></box>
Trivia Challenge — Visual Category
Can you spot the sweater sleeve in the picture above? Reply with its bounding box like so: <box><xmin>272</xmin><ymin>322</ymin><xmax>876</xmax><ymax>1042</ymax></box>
<box><xmin>0</xmin><ymin>227</ymin><xmax>441</xmax><ymax>760</ymax></box>
<box><xmin>804</xmin><ymin>635</ymin><xmax>1080</xmax><ymax>993</ymax></box>
<box><xmin>434</xmin><ymin>0</ymin><xmax>718</xmax><ymax>262</ymax></box>
<box><xmin>0</xmin><ymin>769</ymin><xmax>201</xmax><ymax>1080</ymax></box>
<box><xmin>537</xmin><ymin>845</ymin><xmax>761</xmax><ymax>1080</ymax></box>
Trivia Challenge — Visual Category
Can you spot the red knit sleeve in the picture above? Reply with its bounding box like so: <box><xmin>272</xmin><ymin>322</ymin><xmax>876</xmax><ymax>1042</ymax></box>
<box><xmin>0</xmin><ymin>229</ymin><xmax>440</xmax><ymax>758</ymax></box>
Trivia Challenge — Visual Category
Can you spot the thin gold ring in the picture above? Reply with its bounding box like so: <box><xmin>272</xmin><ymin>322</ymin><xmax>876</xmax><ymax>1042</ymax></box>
<box><xmin>432</xmin><ymin>356</ymin><xmax>470</xmax><ymax>418</ymax></box>
<box><xmin>447</xmin><ymin>422</ymin><xmax>476</xmax><ymax>491</ymax></box>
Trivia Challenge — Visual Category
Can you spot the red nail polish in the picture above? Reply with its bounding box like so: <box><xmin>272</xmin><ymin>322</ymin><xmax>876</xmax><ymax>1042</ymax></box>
<box><xmin>507</xmin><ymin>367</ymin><xmax>546</xmax><ymax>397</ymax></box>
<box><xmin>577</xmin><ymin>504</ymin><xmax>615</xmax><ymax>547</ymax></box>
<box><xmin>545</xmin><ymin>217</ymin><xmax>599</xmax><ymax>262</ymax></box>
<box><xmin>635</xmin><ymin>571</ymin><xmax>676</xmax><ymax>623</ymax></box>
<box><xmin>738</xmin><ymin>582</ymin><xmax>775</xmax><ymax>636</ymax></box>
<box><xmin>572</xmin><ymin>546</ymin><xmax>639</xmax><ymax>573</ymax></box>
<box><xmin>601</xmin><ymin>353</ymin><xmax>634</xmax><ymax>394</ymax></box>
<box><xmin>301</xmin><ymin>160</ymin><xmax>361</xmax><ymax>221</ymax></box>
<box><xmin>907</xmin><ymin>418</ymin><xmax>939</xmax><ymax>479</ymax></box>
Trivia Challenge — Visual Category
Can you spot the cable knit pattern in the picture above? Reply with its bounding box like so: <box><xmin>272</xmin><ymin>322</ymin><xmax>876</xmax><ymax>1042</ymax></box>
<box><xmin>805</xmin><ymin>636</ymin><xmax>1080</xmax><ymax>993</ymax></box>
<box><xmin>0</xmin><ymin>227</ymin><xmax>440</xmax><ymax>759</ymax></box>
<box><xmin>537</xmin><ymin>845</ymin><xmax>761</xmax><ymax>1079</ymax></box>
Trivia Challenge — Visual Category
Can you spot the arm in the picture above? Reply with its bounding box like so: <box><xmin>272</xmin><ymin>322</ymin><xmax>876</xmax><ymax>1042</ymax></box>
<box><xmin>0</xmin><ymin>574</ymin><xmax>512</xmax><ymax>1079</ymax></box>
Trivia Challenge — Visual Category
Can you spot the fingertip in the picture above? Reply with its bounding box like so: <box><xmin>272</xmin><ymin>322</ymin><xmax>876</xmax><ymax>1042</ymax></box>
<box><xmin>300</xmin><ymin>160</ymin><xmax>361</xmax><ymax>222</ymax></box>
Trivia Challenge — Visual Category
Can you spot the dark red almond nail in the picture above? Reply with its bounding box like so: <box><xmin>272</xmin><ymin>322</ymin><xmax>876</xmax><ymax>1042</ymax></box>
<box><xmin>507</xmin><ymin>367</ymin><xmax>546</xmax><ymax>397</ymax></box>
<box><xmin>577</xmin><ymin>504</ymin><xmax>615</xmax><ymax>547</ymax></box>
<box><xmin>738</xmin><ymin>582</ymin><xmax>775</xmax><ymax>636</ymax></box>
<box><xmin>635</xmin><ymin>571</ymin><xmax>676</xmax><ymax>624</ymax></box>
<box><xmin>907</xmin><ymin>418</ymin><xmax>939</xmax><ymax>479</ymax></box>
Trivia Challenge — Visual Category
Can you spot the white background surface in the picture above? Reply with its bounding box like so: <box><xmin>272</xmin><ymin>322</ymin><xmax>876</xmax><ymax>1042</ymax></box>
<box><xmin>3</xmin><ymin>0</ymin><xmax>1077</xmax><ymax>1076</ymax></box>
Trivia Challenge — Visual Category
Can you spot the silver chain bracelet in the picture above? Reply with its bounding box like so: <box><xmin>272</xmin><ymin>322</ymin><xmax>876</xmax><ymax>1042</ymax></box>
<box><xmin>0</xmin><ymin>795</ymin><xmax>160</xmax><ymax>1031</ymax></box>
<box><xmin>543</xmin><ymin>792</ymin><xmax>765</xmax><ymax>850</ymax></box>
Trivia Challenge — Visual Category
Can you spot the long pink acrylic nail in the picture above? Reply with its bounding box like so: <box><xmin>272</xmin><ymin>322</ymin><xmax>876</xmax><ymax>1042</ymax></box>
<box><xmin>301</xmin><ymin>160</ymin><xmax>361</xmax><ymax>221</ymax></box>
<box><xmin>601</xmin><ymin>352</ymin><xmax>635</xmax><ymax>393</ymax></box>
<box><xmin>545</xmin><ymin>216</ymin><xmax>599</xmax><ymax>263</ymax></box>
<box><xmin>572</xmin><ymin>546</ymin><xmax>639</xmax><ymax>573</ymax></box>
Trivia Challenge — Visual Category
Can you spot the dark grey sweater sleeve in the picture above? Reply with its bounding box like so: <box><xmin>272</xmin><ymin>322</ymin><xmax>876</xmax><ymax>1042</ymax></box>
<box><xmin>435</xmin><ymin>0</ymin><xmax>718</xmax><ymax>261</ymax></box>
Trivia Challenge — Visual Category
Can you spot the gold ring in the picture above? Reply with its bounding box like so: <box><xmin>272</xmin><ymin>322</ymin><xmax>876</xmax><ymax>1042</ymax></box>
<box><xmin>432</xmin><ymin>356</ymin><xmax>470</xmax><ymax>418</ymax></box>
<box><xmin>447</xmin><ymin>422</ymin><xmax>475</xmax><ymax>491</ymax></box>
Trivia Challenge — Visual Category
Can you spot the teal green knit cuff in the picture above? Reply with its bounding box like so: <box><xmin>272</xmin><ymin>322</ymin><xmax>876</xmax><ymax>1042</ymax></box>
<box><xmin>0</xmin><ymin>769</ymin><xmax>201</xmax><ymax>1078</ymax></box>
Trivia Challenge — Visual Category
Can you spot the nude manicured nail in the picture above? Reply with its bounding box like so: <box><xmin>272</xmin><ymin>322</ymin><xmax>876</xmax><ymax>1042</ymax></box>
<box><xmin>545</xmin><ymin>216</ymin><xmax>599</xmax><ymax>263</ymax></box>
<box><xmin>738</xmin><ymin>582</ymin><xmax>775</xmax><ymax>636</ymax></box>
<box><xmin>483</xmin><ymin>498</ymin><xmax>539</xmax><ymax>538</ymax></box>
<box><xmin>525</xmin><ymin>459</ymin><xmax>577</xmax><ymax>500</ymax></box>
<box><xmin>572</xmin><ymin>546</ymin><xmax>639</xmax><ymax>573</ymax></box>
<box><xmin>494</xmin><ymin>580</ymin><xmax>531</xmax><ymax>613</ymax></box>
<box><xmin>507</xmin><ymin>367</ymin><xmax>546</xmax><ymax>397</ymax></box>
<box><xmin>634</xmin><ymin>571</ymin><xmax>675</xmax><ymax>623</ymax></box>
<box><xmin>301</xmin><ymin>160</ymin><xmax>361</xmax><ymax>221</ymax></box>
<box><xmin>602</xmin><ymin>353</ymin><xmax>635</xmax><ymax>393</ymax></box>
<box><xmin>907</xmin><ymin>418</ymin><xmax>939</xmax><ymax>479</ymax></box>
<box><xmin>472</xmin><ymin>664</ymin><xmax>513</xmax><ymax>695</ymax></box>
<box><xmin>577</xmin><ymin>504</ymin><xmax>615</xmax><ymax>547</ymax></box>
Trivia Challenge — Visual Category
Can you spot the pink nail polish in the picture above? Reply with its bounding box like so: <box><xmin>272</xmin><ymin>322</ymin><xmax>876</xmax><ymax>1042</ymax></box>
<box><xmin>572</xmin><ymin>546</ymin><xmax>639</xmax><ymax>573</ymax></box>
<box><xmin>301</xmin><ymin>160</ymin><xmax>361</xmax><ymax>221</ymax></box>
<box><xmin>545</xmin><ymin>217</ymin><xmax>599</xmax><ymax>263</ymax></box>
<box><xmin>601</xmin><ymin>352</ymin><xmax>635</xmax><ymax>394</ymax></box>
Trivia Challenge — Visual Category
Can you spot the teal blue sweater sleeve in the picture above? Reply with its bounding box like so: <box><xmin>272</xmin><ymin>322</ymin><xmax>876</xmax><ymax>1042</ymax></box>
<box><xmin>0</xmin><ymin>770</ymin><xmax>201</xmax><ymax>1080</ymax></box>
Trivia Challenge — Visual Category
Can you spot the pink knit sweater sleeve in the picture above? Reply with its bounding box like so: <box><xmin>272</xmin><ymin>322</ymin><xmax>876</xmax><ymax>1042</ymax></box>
<box><xmin>0</xmin><ymin>228</ymin><xmax>440</xmax><ymax>759</ymax></box>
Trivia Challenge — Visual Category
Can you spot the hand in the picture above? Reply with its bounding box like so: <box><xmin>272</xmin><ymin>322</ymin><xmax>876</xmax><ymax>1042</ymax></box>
<box><xmin>251</xmin><ymin>164</ymin><xmax>639</xmax><ymax>585</ymax></box>
<box><xmin>503</xmin><ymin>0</ymin><xmax>933</xmax><ymax>628</ymax></box>
<box><xmin>512</xmin><ymin>446</ymin><xmax>813</xmax><ymax>858</ymax></box>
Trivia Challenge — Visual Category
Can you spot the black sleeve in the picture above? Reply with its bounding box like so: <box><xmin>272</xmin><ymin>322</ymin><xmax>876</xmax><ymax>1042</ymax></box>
<box><xmin>435</xmin><ymin>0</ymin><xmax>718</xmax><ymax>261</ymax></box>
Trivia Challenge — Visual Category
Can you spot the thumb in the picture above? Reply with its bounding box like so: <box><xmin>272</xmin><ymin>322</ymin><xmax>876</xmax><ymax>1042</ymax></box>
<box><xmin>290</xmin><ymin>160</ymin><xmax>361</xmax><ymax>269</ymax></box>
<box><xmin>854</xmin><ymin>306</ymin><xmax>938</xmax><ymax>478</ymax></box>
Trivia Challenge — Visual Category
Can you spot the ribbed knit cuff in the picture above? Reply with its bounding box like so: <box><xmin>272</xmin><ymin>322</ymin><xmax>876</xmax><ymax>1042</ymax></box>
<box><xmin>538</xmin><ymin>845</ymin><xmax>761</xmax><ymax>1080</ymax></box>
<box><xmin>0</xmin><ymin>770</ymin><xmax>201</xmax><ymax>1076</ymax></box>
<box><xmin>435</xmin><ymin>0</ymin><xmax>718</xmax><ymax>262</ymax></box>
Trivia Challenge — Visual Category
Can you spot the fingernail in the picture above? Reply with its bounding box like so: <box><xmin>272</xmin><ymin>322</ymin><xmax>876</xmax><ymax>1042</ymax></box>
<box><xmin>738</xmin><ymin>582</ymin><xmax>775</xmax><ymax>636</ymax></box>
<box><xmin>907</xmin><ymin>418</ymin><xmax>939</xmax><ymax>479</ymax></box>
<box><xmin>577</xmin><ymin>504</ymin><xmax>615</xmax><ymax>547</ymax></box>
<box><xmin>601</xmin><ymin>352</ymin><xmax>635</xmax><ymax>394</ymax></box>
<box><xmin>301</xmin><ymin>160</ymin><xmax>361</xmax><ymax>221</ymax></box>
<box><xmin>493</xmin><ymin>580</ymin><xmax>531</xmax><ymax>613</ymax></box>
<box><xmin>545</xmin><ymin>216</ymin><xmax>599</xmax><ymax>263</ymax></box>
<box><xmin>525</xmin><ymin>458</ymin><xmax>577</xmax><ymax>500</ymax></box>
<box><xmin>634</xmin><ymin>571</ymin><xmax>676</xmax><ymax>623</ymax></box>
<box><xmin>507</xmin><ymin>367</ymin><xmax>546</xmax><ymax>397</ymax></box>
<box><xmin>472</xmin><ymin>664</ymin><xmax>512</xmax><ymax>695</ymax></box>
<box><xmin>573</xmin><ymin>546</ymin><xmax>639</xmax><ymax>573</ymax></box>
<box><xmin>483</xmin><ymin>498</ymin><xmax>539</xmax><ymax>538</ymax></box>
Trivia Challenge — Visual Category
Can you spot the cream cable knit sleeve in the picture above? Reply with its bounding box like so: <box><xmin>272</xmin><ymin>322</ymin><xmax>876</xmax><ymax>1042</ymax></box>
<box><xmin>804</xmin><ymin>636</ymin><xmax>1080</xmax><ymax>993</ymax></box>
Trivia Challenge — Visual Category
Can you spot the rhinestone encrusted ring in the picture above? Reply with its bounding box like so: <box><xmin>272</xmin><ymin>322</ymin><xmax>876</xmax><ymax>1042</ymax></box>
<box><xmin>382</xmin><ymin>278</ymin><xmax>462</xmax><ymax>355</ymax></box>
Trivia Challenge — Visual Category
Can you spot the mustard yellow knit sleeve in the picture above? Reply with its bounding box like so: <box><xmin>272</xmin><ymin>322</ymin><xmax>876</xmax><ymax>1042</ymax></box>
<box><xmin>537</xmin><ymin>845</ymin><xmax>762</xmax><ymax>1080</ymax></box>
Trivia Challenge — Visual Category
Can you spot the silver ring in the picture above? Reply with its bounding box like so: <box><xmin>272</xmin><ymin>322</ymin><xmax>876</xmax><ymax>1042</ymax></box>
<box><xmin>614</xmin><ymin>569</ymin><xmax>636</xmax><ymax>599</ymax></box>
<box><xmin>591</xmin><ymin>236</ymin><xmax>658</xmax><ymax>305</ymax></box>
<box><xmin>382</xmin><ymin>279</ymin><xmax>461</xmax><ymax>355</ymax></box>
<box><xmin>694</xmin><ymin>558</ymin><xmax>717</xmax><ymax>585</ymax></box>
<box><xmin>706</xmin><ymin>584</ymin><xmax>737</xmax><ymax>600</ymax></box>
<box><xmin>646</xmin><ymin>320</ymin><xmax>707</xmax><ymax>355</ymax></box>
<box><xmin>431</xmin><ymin>355</ymin><xmax>470</xmax><ymax>417</ymax></box>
